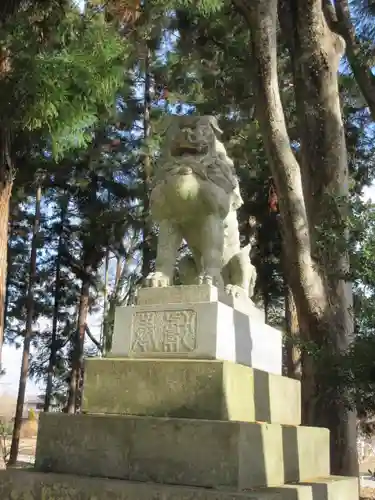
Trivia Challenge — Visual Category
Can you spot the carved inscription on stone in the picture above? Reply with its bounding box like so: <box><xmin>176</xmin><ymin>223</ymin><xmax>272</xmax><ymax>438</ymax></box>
<box><xmin>130</xmin><ymin>309</ymin><xmax>197</xmax><ymax>353</ymax></box>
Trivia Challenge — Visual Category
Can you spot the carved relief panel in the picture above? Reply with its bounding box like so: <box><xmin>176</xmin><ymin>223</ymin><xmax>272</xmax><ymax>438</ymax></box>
<box><xmin>130</xmin><ymin>309</ymin><xmax>197</xmax><ymax>353</ymax></box>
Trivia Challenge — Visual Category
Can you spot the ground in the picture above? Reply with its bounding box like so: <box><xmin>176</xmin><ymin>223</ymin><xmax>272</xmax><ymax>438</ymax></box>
<box><xmin>361</xmin><ymin>456</ymin><xmax>375</xmax><ymax>499</ymax></box>
<box><xmin>362</xmin><ymin>487</ymin><xmax>375</xmax><ymax>499</ymax></box>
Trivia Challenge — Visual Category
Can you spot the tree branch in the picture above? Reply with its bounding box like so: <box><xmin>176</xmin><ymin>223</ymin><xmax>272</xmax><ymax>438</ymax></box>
<box><xmin>333</xmin><ymin>0</ymin><xmax>375</xmax><ymax>120</ymax></box>
<box><xmin>85</xmin><ymin>324</ymin><xmax>103</xmax><ymax>352</ymax></box>
<box><xmin>322</xmin><ymin>0</ymin><xmax>338</xmax><ymax>30</ymax></box>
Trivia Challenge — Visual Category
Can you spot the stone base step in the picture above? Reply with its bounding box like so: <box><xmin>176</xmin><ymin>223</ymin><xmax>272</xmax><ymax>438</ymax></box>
<box><xmin>82</xmin><ymin>358</ymin><xmax>301</xmax><ymax>425</ymax></box>
<box><xmin>111</xmin><ymin>285</ymin><xmax>282</xmax><ymax>375</ymax></box>
<box><xmin>35</xmin><ymin>413</ymin><xmax>329</xmax><ymax>489</ymax></box>
<box><xmin>0</xmin><ymin>470</ymin><xmax>359</xmax><ymax>500</ymax></box>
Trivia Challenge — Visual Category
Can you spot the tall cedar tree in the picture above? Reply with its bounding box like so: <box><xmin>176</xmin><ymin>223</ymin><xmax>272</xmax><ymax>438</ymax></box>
<box><xmin>0</xmin><ymin>0</ymin><xmax>125</xmax><ymax>369</ymax></box>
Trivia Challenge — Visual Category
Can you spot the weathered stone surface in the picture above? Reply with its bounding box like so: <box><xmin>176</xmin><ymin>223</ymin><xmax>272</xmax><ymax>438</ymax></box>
<box><xmin>82</xmin><ymin>358</ymin><xmax>301</xmax><ymax>426</ymax></box>
<box><xmin>0</xmin><ymin>470</ymin><xmax>359</xmax><ymax>500</ymax></box>
<box><xmin>137</xmin><ymin>284</ymin><xmax>218</xmax><ymax>306</ymax></box>
<box><xmin>35</xmin><ymin>413</ymin><xmax>329</xmax><ymax>489</ymax></box>
<box><xmin>110</xmin><ymin>299</ymin><xmax>282</xmax><ymax>375</ymax></box>
<box><xmin>0</xmin><ymin>469</ymin><xmax>279</xmax><ymax>500</ymax></box>
<box><xmin>143</xmin><ymin>115</ymin><xmax>256</xmax><ymax>299</ymax></box>
<box><xmin>271</xmin><ymin>476</ymin><xmax>359</xmax><ymax>500</ymax></box>
<box><xmin>136</xmin><ymin>285</ymin><xmax>265</xmax><ymax>321</ymax></box>
<box><xmin>282</xmin><ymin>426</ymin><xmax>331</xmax><ymax>481</ymax></box>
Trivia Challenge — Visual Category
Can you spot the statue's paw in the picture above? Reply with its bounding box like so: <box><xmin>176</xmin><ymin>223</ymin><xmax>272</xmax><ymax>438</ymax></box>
<box><xmin>224</xmin><ymin>284</ymin><xmax>245</xmax><ymax>298</ymax></box>
<box><xmin>144</xmin><ymin>272</ymin><xmax>170</xmax><ymax>288</ymax></box>
<box><xmin>198</xmin><ymin>273</ymin><xmax>224</xmax><ymax>287</ymax></box>
<box><xmin>198</xmin><ymin>273</ymin><xmax>213</xmax><ymax>286</ymax></box>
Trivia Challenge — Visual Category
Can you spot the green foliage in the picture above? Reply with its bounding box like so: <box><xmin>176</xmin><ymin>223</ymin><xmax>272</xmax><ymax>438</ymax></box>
<box><xmin>0</xmin><ymin>4</ymin><xmax>126</xmax><ymax>156</ymax></box>
<box><xmin>174</xmin><ymin>0</ymin><xmax>223</xmax><ymax>14</ymax></box>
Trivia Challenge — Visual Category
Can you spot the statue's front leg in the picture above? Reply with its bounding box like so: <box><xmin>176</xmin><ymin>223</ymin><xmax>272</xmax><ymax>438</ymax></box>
<box><xmin>144</xmin><ymin>220</ymin><xmax>181</xmax><ymax>287</ymax></box>
<box><xmin>199</xmin><ymin>215</ymin><xmax>225</xmax><ymax>288</ymax></box>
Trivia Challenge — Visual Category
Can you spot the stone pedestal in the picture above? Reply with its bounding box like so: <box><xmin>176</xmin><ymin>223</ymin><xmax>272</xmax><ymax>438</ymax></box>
<box><xmin>82</xmin><ymin>359</ymin><xmax>301</xmax><ymax>425</ymax></box>
<box><xmin>110</xmin><ymin>285</ymin><xmax>282</xmax><ymax>375</ymax></box>
<box><xmin>0</xmin><ymin>285</ymin><xmax>359</xmax><ymax>499</ymax></box>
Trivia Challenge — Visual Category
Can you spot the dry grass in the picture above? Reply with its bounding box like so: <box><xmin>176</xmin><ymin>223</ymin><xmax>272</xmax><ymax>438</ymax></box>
<box><xmin>4</xmin><ymin>436</ymin><xmax>37</xmax><ymax>456</ymax></box>
<box><xmin>361</xmin><ymin>486</ymin><xmax>375</xmax><ymax>499</ymax></box>
<box><xmin>0</xmin><ymin>393</ymin><xmax>39</xmax><ymax>463</ymax></box>
<box><xmin>20</xmin><ymin>419</ymin><xmax>38</xmax><ymax>439</ymax></box>
<box><xmin>360</xmin><ymin>455</ymin><xmax>375</xmax><ymax>499</ymax></box>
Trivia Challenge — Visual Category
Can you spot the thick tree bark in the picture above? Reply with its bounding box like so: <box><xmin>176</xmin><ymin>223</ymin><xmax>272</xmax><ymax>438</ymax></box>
<box><xmin>141</xmin><ymin>43</ymin><xmax>153</xmax><ymax>280</ymax></box>
<box><xmin>0</xmin><ymin>185</ymin><xmax>11</xmax><ymax>369</ymax></box>
<box><xmin>323</xmin><ymin>0</ymin><xmax>375</xmax><ymax>121</ymax></box>
<box><xmin>233</xmin><ymin>0</ymin><xmax>358</xmax><ymax>476</ymax></box>
<box><xmin>8</xmin><ymin>184</ymin><xmax>41</xmax><ymax>466</ymax></box>
<box><xmin>263</xmin><ymin>290</ymin><xmax>270</xmax><ymax>325</ymax></box>
<box><xmin>3</xmin><ymin>207</ymin><xmax>15</xmax><ymax>338</ymax></box>
<box><xmin>74</xmin><ymin>276</ymin><xmax>90</xmax><ymax>412</ymax></box>
<box><xmin>278</xmin><ymin>0</ymin><xmax>357</xmax><ymax>475</ymax></box>
<box><xmin>66</xmin><ymin>273</ymin><xmax>90</xmax><ymax>414</ymax></box>
<box><xmin>100</xmin><ymin>246</ymin><xmax>110</xmax><ymax>354</ymax></box>
<box><xmin>0</xmin><ymin>171</ymin><xmax>11</xmax><ymax>471</ymax></box>
<box><xmin>65</xmin><ymin>360</ymin><xmax>76</xmax><ymax>414</ymax></box>
<box><xmin>284</xmin><ymin>283</ymin><xmax>301</xmax><ymax>380</ymax></box>
<box><xmin>103</xmin><ymin>255</ymin><xmax>123</xmax><ymax>354</ymax></box>
<box><xmin>0</xmin><ymin>129</ymin><xmax>13</xmax><ymax>375</ymax></box>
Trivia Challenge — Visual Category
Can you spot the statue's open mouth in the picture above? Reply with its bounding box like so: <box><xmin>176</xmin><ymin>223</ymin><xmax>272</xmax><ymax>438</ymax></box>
<box><xmin>177</xmin><ymin>166</ymin><xmax>193</xmax><ymax>175</ymax></box>
<box><xmin>170</xmin><ymin>144</ymin><xmax>208</xmax><ymax>156</ymax></box>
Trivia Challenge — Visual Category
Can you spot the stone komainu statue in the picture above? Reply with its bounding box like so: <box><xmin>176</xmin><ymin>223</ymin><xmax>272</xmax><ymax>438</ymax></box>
<box><xmin>145</xmin><ymin>115</ymin><xmax>257</xmax><ymax>298</ymax></box>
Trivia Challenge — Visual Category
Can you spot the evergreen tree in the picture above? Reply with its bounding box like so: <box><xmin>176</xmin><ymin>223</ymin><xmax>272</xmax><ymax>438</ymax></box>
<box><xmin>0</xmin><ymin>0</ymin><xmax>126</xmax><ymax>367</ymax></box>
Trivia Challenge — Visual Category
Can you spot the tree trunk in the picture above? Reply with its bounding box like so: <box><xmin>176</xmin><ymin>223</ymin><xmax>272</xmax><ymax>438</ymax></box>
<box><xmin>284</xmin><ymin>283</ymin><xmax>301</xmax><ymax>379</ymax></box>
<box><xmin>100</xmin><ymin>246</ymin><xmax>110</xmax><ymax>354</ymax></box>
<box><xmin>141</xmin><ymin>43</ymin><xmax>153</xmax><ymax>280</ymax></box>
<box><xmin>74</xmin><ymin>275</ymin><xmax>90</xmax><ymax>412</ymax></box>
<box><xmin>0</xmin><ymin>137</ymin><xmax>13</xmax><ymax>375</ymax></box>
<box><xmin>44</xmin><ymin>195</ymin><xmax>68</xmax><ymax>413</ymax></box>
<box><xmin>0</xmin><ymin>201</ymin><xmax>10</xmax><ymax>468</ymax></box>
<box><xmin>103</xmin><ymin>255</ymin><xmax>122</xmax><ymax>355</ymax></box>
<box><xmin>263</xmin><ymin>289</ymin><xmax>269</xmax><ymax>325</ymax></box>
<box><xmin>233</xmin><ymin>0</ymin><xmax>358</xmax><ymax>475</ymax></box>
<box><xmin>66</xmin><ymin>272</ymin><xmax>90</xmax><ymax>414</ymax></box>
<box><xmin>8</xmin><ymin>184</ymin><xmax>41</xmax><ymax>466</ymax></box>
<box><xmin>0</xmin><ymin>175</ymin><xmax>10</xmax><ymax>471</ymax></box>
<box><xmin>64</xmin><ymin>359</ymin><xmax>76</xmax><ymax>414</ymax></box>
<box><xmin>3</xmin><ymin>201</ymin><xmax>16</xmax><ymax>343</ymax></box>
<box><xmin>323</xmin><ymin>0</ymin><xmax>375</xmax><ymax>121</ymax></box>
<box><xmin>0</xmin><ymin>128</ymin><xmax>13</xmax><ymax>472</ymax></box>
<box><xmin>278</xmin><ymin>0</ymin><xmax>357</xmax><ymax>475</ymax></box>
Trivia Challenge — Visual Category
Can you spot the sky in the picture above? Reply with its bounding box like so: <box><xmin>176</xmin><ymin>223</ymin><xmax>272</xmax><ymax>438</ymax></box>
<box><xmin>0</xmin><ymin>312</ymin><xmax>102</xmax><ymax>397</ymax></box>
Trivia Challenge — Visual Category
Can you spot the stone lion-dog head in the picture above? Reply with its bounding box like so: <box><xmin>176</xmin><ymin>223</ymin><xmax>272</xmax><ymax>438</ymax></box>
<box><xmin>151</xmin><ymin>115</ymin><xmax>242</xmax><ymax>220</ymax></box>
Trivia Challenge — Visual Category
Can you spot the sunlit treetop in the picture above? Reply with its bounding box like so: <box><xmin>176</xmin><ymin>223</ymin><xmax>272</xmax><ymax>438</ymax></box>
<box><xmin>0</xmin><ymin>1</ymin><xmax>127</xmax><ymax>157</ymax></box>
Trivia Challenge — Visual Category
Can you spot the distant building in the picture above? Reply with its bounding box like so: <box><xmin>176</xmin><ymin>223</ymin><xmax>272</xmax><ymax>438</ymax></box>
<box><xmin>23</xmin><ymin>395</ymin><xmax>45</xmax><ymax>419</ymax></box>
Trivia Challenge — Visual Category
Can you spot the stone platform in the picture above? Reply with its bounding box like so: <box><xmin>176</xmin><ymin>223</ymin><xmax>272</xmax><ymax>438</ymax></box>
<box><xmin>82</xmin><ymin>358</ymin><xmax>301</xmax><ymax>424</ymax></box>
<box><xmin>0</xmin><ymin>469</ymin><xmax>359</xmax><ymax>500</ymax></box>
<box><xmin>0</xmin><ymin>286</ymin><xmax>359</xmax><ymax>499</ymax></box>
<box><xmin>34</xmin><ymin>413</ymin><xmax>330</xmax><ymax>488</ymax></box>
<box><xmin>110</xmin><ymin>285</ymin><xmax>282</xmax><ymax>375</ymax></box>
